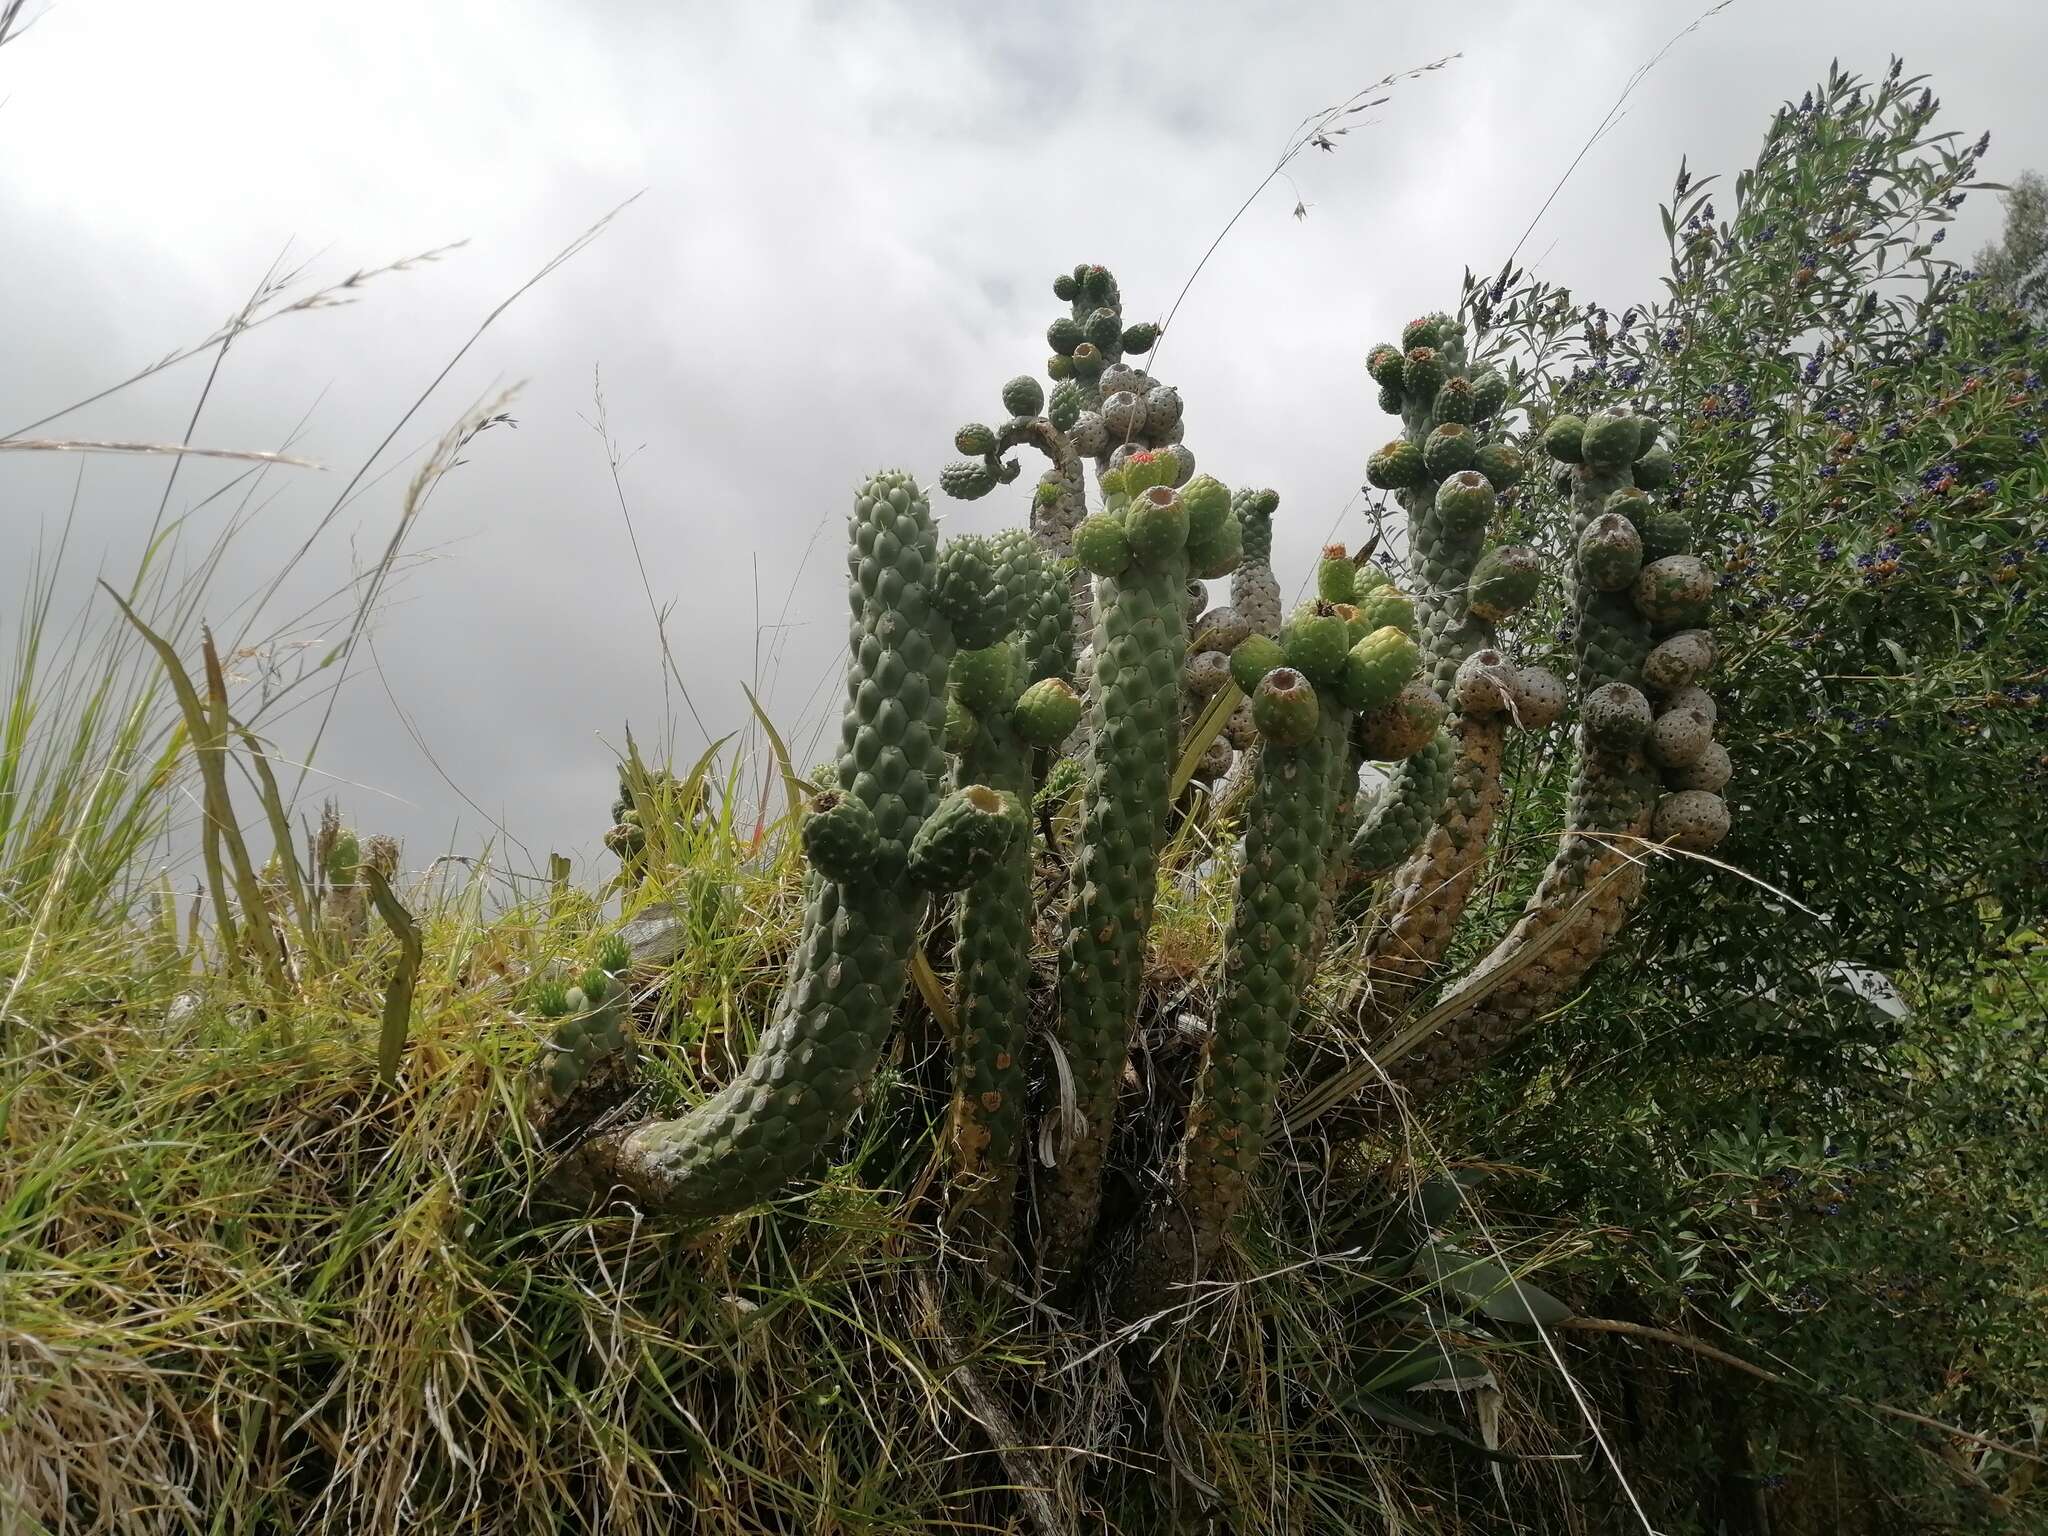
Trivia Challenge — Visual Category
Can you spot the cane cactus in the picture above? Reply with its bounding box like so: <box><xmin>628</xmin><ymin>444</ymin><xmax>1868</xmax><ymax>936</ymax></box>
<box><xmin>1383</xmin><ymin>406</ymin><xmax>1733</xmax><ymax>1098</ymax></box>
<box><xmin>554</xmin><ymin>471</ymin><xmax>1015</xmax><ymax>1218</ymax></box>
<box><xmin>1134</xmin><ymin>610</ymin><xmax>1421</xmax><ymax>1296</ymax></box>
<box><xmin>944</xmin><ymin>532</ymin><xmax>1078</xmax><ymax>1265</ymax></box>
<box><xmin>1352</xmin><ymin>314</ymin><xmax>1558</xmax><ymax>1018</ymax></box>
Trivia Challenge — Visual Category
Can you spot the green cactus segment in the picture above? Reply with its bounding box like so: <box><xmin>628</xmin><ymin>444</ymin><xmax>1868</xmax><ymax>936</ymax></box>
<box><xmin>1229</xmin><ymin>633</ymin><xmax>1287</xmax><ymax>695</ymax></box>
<box><xmin>1135</xmin><ymin>696</ymin><xmax>1349</xmax><ymax>1293</ymax></box>
<box><xmin>1467</xmin><ymin>544</ymin><xmax>1541</xmax><ymax>623</ymax></box>
<box><xmin>1341</xmin><ymin>626</ymin><xmax>1421</xmax><ymax>713</ymax></box>
<box><xmin>603</xmin><ymin>472</ymin><xmax>953</xmax><ymax>1218</ymax></box>
<box><xmin>1317</xmin><ymin>546</ymin><xmax>1359</xmax><ymax>604</ymax></box>
<box><xmin>535</xmin><ymin>944</ymin><xmax>638</xmax><ymax>1102</ymax></box>
<box><xmin>1013</xmin><ymin>676</ymin><xmax>1083</xmax><ymax>746</ymax></box>
<box><xmin>1229</xmin><ymin>487</ymin><xmax>1283</xmax><ymax>637</ymax></box>
<box><xmin>1043</xmin><ymin>544</ymin><xmax>1191</xmax><ymax>1275</ymax></box>
<box><xmin>1348</xmin><ymin>727</ymin><xmax>1456</xmax><ymax>881</ymax></box>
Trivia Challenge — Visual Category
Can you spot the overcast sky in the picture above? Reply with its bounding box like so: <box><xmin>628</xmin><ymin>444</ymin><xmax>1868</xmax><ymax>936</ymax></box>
<box><xmin>3</xmin><ymin>0</ymin><xmax>2042</xmax><ymax>891</ymax></box>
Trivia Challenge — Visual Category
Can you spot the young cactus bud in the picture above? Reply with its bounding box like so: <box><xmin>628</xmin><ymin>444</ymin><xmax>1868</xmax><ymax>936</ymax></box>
<box><xmin>802</xmin><ymin>790</ymin><xmax>883</xmax><ymax>884</ymax></box>
<box><xmin>1367</xmin><ymin>438</ymin><xmax>1426</xmax><ymax>490</ymax></box>
<box><xmin>1638</xmin><ymin>506</ymin><xmax>1695</xmax><ymax>562</ymax></box>
<box><xmin>1354</xmin><ymin>585</ymin><xmax>1417</xmax><ymax>635</ymax></box>
<box><xmin>954</xmin><ymin>422</ymin><xmax>998</xmax><ymax>456</ymax></box>
<box><xmin>1047</xmin><ymin>380</ymin><xmax>1083</xmax><ymax>432</ymax></box>
<box><xmin>1422</xmin><ymin>422</ymin><xmax>1479</xmax><ymax>478</ymax></box>
<box><xmin>1468</xmin><ymin>368</ymin><xmax>1508</xmax><ymax>421</ymax></box>
<box><xmin>1013</xmin><ymin>677</ymin><xmax>1083</xmax><ymax>747</ymax></box>
<box><xmin>1282</xmin><ymin>605</ymin><xmax>1351</xmax><ymax>687</ymax></box>
<box><xmin>1402</xmin><ymin>346</ymin><xmax>1445</xmax><ymax>401</ymax></box>
<box><xmin>1046</xmin><ymin>316</ymin><xmax>1084</xmax><ymax>355</ymax></box>
<box><xmin>1467</xmin><ymin>544</ymin><xmax>1542</xmax><ymax>622</ymax></box>
<box><xmin>1229</xmin><ymin>633</ymin><xmax>1287</xmax><ymax>695</ymax></box>
<box><xmin>1633</xmin><ymin>442</ymin><xmax>1678</xmax><ymax>489</ymax></box>
<box><xmin>1341</xmin><ymin>626</ymin><xmax>1421</xmax><ymax>712</ymax></box>
<box><xmin>1434</xmin><ymin>470</ymin><xmax>1496</xmax><ymax>540</ymax></box>
<box><xmin>1541</xmin><ymin>414</ymin><xmax>1586</xmax><ymax>463</ymax></box>
<box><xmin>1074</xmin><ymin>513</ymin><xmax>1132</xmax><ymax>577</ymax></box>
<box><xmin>1401</xmin><ymin>313</ymin><xmax>1451</xmax><ymax>350</ymax></box>
<box><xmin>1580</xmin><ymin>409</ymin><xmax>1640</xmax><ymax>471</ymax></box>
<box><xmin>1317</xmin><ymin>544</ymin><xmax>1358</xmax><ymax>604</ymax></box>
<box><xmin>908</xmin><ymin>785</ymin><xmax>1020</xmax><ymax>891</ymax></box>
<box><xmin>1250</xmin><ymin>667</ymin><xmax>1320</xmax><ymax>746</ymax></box>
<box><xmin>1185</xmin><ymin>511</ymin><xmax>1244</xmax><ymax>580</ymax></box>
<box><xmin>951</xmin><ymin>642</ymin><xmax>1018</xmax><ymax>716</ymax></box>
<box><xmin>1366</xmin><ymin>343</ymin><xmax>1406</xmax><ymax>389</ymax></box>
<box><xmin>1432</xmin><ymin>376</ymin><xmax>1478</xmax><ymax>424</ymax></box>
<box><xmin>1001</xmin><ymin>375</ymin><xmax>1046</xmax><ymax>418</ymax></box>
<box><xmin>1121</xmin><ymin>321</ymin><xmax>1160</xmax><ymax>354</ymax></box>
<box><xmin>1473</xmin><ymin>440</ymin><xmax>1527</xmax><ymax>489</ymax></box>
<box><xmin>1123</xmin><ymin>484</ymin><xmax>1189</xmax><ymax>565</ymax></box>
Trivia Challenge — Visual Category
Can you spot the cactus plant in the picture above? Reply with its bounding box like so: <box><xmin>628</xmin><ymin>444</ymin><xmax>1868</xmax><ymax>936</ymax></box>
<box><xmin>552</xmin><ymin>472</ymin><xmax>988</xmax><ymax>1218</ymax></box>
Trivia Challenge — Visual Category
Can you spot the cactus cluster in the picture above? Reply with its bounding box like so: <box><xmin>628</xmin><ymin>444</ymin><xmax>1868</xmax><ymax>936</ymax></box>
<box><xmin>314</xmin><ymin>803</ymin><xmax>399</xmax><ymax>946</ymax></box>
<box><xmin>544</xmin><ymin>266</ymin><xmax>1745</xmax><ymax>1312</ymax></box>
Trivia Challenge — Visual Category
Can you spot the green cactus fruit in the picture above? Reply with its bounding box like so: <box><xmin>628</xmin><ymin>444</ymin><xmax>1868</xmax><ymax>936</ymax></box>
<box><xmin>1434</xmin><ymin>469</ymin><xmax>1496</xmax><ymax>540</ymax></box>
<box><xmin>908</xmin><ymin>784</ymin><xmax>1020</xmax><ymax>891</ymax></box>
<box><xmin>1402</xmin><ymin>346</ymin><xmax>1446</xmax><ymax>402</ymax></box>
<box><xmin>1432</xmin><ymin>375</ymin><xmax>1478</xmax><ymax>424</ymax></box>
<box><xmin>1179</xmin><ymin>474</ymin><xmax>1232</xmax><ymax>543</ymax></box>
<box><xmin>1469</xmin><ymin>368</ymin><xmax>1508</xmax><ymax>421</ymax></box>
<box><xmin>1035</xmin><ymin>754</ymin><xmax>1083</xmax><ymax>812</ymax></box>
<box><xmin>940</xmin><ymin>458</ymin><xmax>999</xmax><ymax>502</ymax></box>
<box><xmin>1630</xmin><ymin>415</ymin><xmax>1664</xmax><ymax>460</ymax></box>
<box><xmin>1341</xmin><ymin>625</ymin><xmax>1421</xmax><ymax>712</ymax></box>
<box><xmin>1001</xmin><ymin>375</ymin><xmax>1046</xmax><ymax>418</ymax></box>
<box><xmin>1467</xmin><ymin>544</ymin><xmax>1542</xmax><ymax>622</ymax></box>
<box><xmin>1582</xmin><ymin>681</ymin><xmax>1653</xmax><ymax>751</ymax></box>
<box><xmin>1402</xmin><ymin>313</ymin><xmax>1453</xmax><ymax>350</ymax></box>
<box><xmin>1283</xmin><ymin>607</ymin><xmax>1351</xmax><ymax>687</ymax></box>
<box><xmin>1085</xmin><ymin>307</ymin><xmax>1122</xmax><ymax>351</ymax></box>
<box><xmin>1473</xmin><ymin>440</ymin><xmax>1527</xmax><ymax>490</ymax></box>
<box><xmin>1121</xmin><ymin>321</ymin><xmax>1160</xmax><ymax>354</ymax></box>
<box><xmin>1014</xmin><ymin>677</ymin><xmax>1083</xmax><ymax>747</ymax></box>
<box><xmin>1185</xmin><ymin>512</ymin><xmax>1244</xmax><ymax>580</ymax></box>
<box><xmin>1580</xmin><ymin>409</ymin><xmax>1640</xmax><ymax>471</ymax></box>
<box><xmin>934</xmin><ymin>536</ymin><xmax>1006</xmax><ymax>648</ymax></box>
<box><xmin>1422</xmin><ymin>422</ymin><xmax>1479</xmax><ymax>478</ymax></box>
<box><xmin>1074</xmin><ymin>513</ymin><xmax>1132</xmax><ymax>576</ymax></box>
<box><xmin>1354</xmin><ymin>585</ymin><xmax>1416</xmax><ymax>635</ymax></box>
<box><xmin>1330</xmin><ymin>601</ymin><xmax>1365</xmax><ymax>644</ymax></box>
<box><xmin>1377</xmin><ymin>383</ymin><xmax>1405</xmax><ymax>415</ymax></box>
<box><xmin>1229</xmin><ymin>633</ymin><xmax>1287</xmax><ymax>694</ymax></box>
<box><xmin>1047</xmin><ymin>380</ymin><xmax>1083</xmax><ymax>432</ymax></box>
<box><xmin>1603</xmin><ymin>486</ymin><xmax>1653</xmax><ymax>527</ymax></box>
<box><xmin>1366</xmin><ymin>343</ymin><xmax>1406</xmax><ymax>389</ymax></box>
<box><xmin>326</xmin><ymin>830</ymin><xmax>361</xmax><ymax>884</ymax></box>
<box><xmin>1317</xmin><ymin>545</ymin><xmax>1359</xmax><ymax>604</ymax></box>
<box><xmin>1353</xmin><ymin>561</ymin><xmax>1389</xmax><ymax>595</ymax></box>
<box><xmin>1633</xmin><ymin>442</ymin><xmax>1677</xmax><ymax>489</ymax></box>
<box><xmin>1355</xmin><ymin>680</ymin><xmax>1446</xmax><ymax>760</ymax></box>
<box><xmin>1578</xmin><ymin>512</ymin><xmax>1646</xmax><ymax>592</ymax></box>
<box><xmin>1124</xmin><ymin>485</ymin><xmax>1189</xmax><ymax>566</ymax></box>
<box><xmin>1634</xmin><ymin>554</ymin><xmax>1712</xmax><ymax>628</ymax></box>
<box><xmin>1053</xmin><ymin>272</ymin><xmax>1080</xmax><ymax>301</ymax></box>
<box><xmin>1047</xmin><ymin>316</ymin><xmax>1084</xmax><ymax>355</ymax></box>
<box><xmin>1652</xmin><ymin>789</ymin><xmax>1730</xmax><ymax>851</ymax></box>
<box><xmin>951</xmin><ymin>642</ymin><xmax>1018</xmax><ymax>716</ymax></box>
<box><xmin>1643</xmin><ymin>630</ymin><xmax>1714</xmax><ymax>692</ymax></box>
<box><xmin>1349</xmin><ymin>727</ymin><xmax>1454</xmax><ymax>876</ymax></box>
<box><xmin>1542</xmin><ymin>414</ymin><xmax>1586</xmax><ymax>463</ymax></box>
<box><xmin>1047</xmin><ymin>354</ymin><xmax>1075</xmax><ymax>380</ymax></box>
<box><xmin>1638</xmin><ymin>506</ymin><xmax>1695</xmax><ymax>562</ymax></box>
<box><xmin>801</xmin><ymin>791</ymin><xmax>882</xmax><ymax>883</ymax></box>
<box><xmin>1251</xmin><ymin>666</ymin><xmax>1320</xmax><ymax>745</ymax></box>
<box><xmin>954</xmin><ymin>422</ymin><xmax>997</xmax><ymax>456</ymax></box>
<box><xmin>1367</xmin><ymin>438</ymin><xmax>1426</xmax><ymax>490</ymax></box>
<box><xmin>604</xmin><ymin>471</ymin><xmax>955</xmax><ymax>1219</ymax></box>
<box><xmin>945</xmin><ymin>696</ymin><xmax>978</xmax><ymax>754</ymax></box>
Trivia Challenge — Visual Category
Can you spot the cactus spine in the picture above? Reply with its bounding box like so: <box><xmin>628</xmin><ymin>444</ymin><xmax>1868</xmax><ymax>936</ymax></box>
<box><xmin>570</xmin><ymin>472</ymin><xmax>980</xmax><ymax>1218</ymax></box>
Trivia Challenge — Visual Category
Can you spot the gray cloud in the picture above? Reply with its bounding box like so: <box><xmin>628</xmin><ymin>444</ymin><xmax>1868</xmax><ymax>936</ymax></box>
<box><xmin>3</xmin><ymin>0</ymin><xmax>2041</xmax><ymax>886</ymax></box>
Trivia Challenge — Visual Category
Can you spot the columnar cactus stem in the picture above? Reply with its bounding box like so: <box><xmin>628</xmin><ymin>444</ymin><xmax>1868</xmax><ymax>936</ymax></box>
<box><xmin>1394</xmin><ymin>408</ymin><xmax>1729</xmax><ymax>1098</ymax></box>
<box><xmin>944</xmin><ymin>533</ymin><xmax>1078</xmax><ymax>1268</ymax></box>
<box><xmin>1352</xmin><ymin>314</ymin><xmax>1552</xmax><ymax>1020</ymax></box>
<box><xmin>560</xmin><ymin>472</ymin><xmax>983</xmax><ymax>1218</ymax></box>
<box><xmin>1038</xmin><ymin>460</ymin><xmax>1241</xmax><ymax>1276</ymax></box>
<box><xmin>1133</xmin><ymin>611</ymin><xmax>1420</xmax><ymax>1298</ymax></box>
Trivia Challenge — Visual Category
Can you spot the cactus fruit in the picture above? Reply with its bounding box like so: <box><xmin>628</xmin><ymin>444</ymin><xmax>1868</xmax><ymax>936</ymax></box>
<box><xmin>1250</xmin><ymin>666</ymin><xmax>1320</xmax><ymax>745</ymax></box>
<box><xmin>1542</xmin><ymin>414</ymin><xmax>1586</xmax><ymax>463</ymax></box>
<box><xmin>1653</xmin><ymin>788</ymin><xmax>1731</xmax><ymax>851</ymax></box>
<box><xmin>1230</xmin><ymin>634</ymin><xmax>1287</xmax><ymax>695</ymax></box>
<box><xmin>1355</xmin><ymin>681</ymin><xmax>1447</xmax><ymax>761</ymax></box>
<box><xmin>1342</xmin><ymin>627</ymin><xmax>1422</xmax><ymax>712</ymax></box>
<box><xmin>1367</xmin><ymin>438</ymin><xmax>1426</xmax><ymax>490</ymax></box>
<box><xmin>1354</xmin><ymin>586</ymin><xmax>1417</xmax><ymax>636</ymax></box>
<box><xmin>909</xmin><ymin>785</ymin><xmax>1022</xmax><ymax>891</ymax></box>
<box><xmin>1467</xmin><ymin>545</ymin><xmax>1542</xmax><ymax>623</ymax></box>
<box><xmin>1434</xmin><ymin>470</ymin><xmax>1496</xmax><ymax>540</ymax></box>
<box><xmin>573</xmin><ymin>472</ymin><xmax>960</xmax><ymax>1219</ymax></box>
